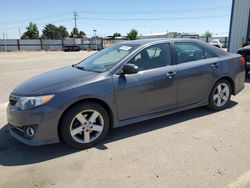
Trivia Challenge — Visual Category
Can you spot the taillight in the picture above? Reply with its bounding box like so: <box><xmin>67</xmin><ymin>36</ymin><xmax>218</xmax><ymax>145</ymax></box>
<box><xmin>241</xmin><ymin>56</ymin><xmax>246</xmax><ymax>65</ymax></box>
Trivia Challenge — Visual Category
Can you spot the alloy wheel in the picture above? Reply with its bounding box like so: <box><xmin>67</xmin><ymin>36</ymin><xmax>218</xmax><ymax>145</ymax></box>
<box><xmin>213</xmin><ymin>83</ymin><xmax>230</xmax><ymax>107</ymax></box>
<box><xmin>70</xmin><ymin>110</ymin><xmax>104</xmax><ymax>144</ymax></box>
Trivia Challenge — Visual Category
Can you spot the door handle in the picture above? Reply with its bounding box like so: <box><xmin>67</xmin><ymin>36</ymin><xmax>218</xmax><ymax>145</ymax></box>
<box><xmin>166</xmin><ymin>71</ymin><xmax>176</xmax><ymax>78</ymax></box>
<box><xmin>211</xmin><ymin>63</ymin><xmax>220</xmax><ymax>69</ymax></box>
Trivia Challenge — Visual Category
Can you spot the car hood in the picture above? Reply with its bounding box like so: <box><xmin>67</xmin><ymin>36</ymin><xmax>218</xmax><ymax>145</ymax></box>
<box><xmin>12</xmin><ymin>66</ymin><xmax>99</xmax><ymax>95</ymax></box>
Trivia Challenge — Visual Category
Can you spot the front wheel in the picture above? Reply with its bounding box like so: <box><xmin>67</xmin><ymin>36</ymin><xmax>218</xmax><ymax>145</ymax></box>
<box><xmin>208</xmin><ymin>80</ymin><xmax>232</xmax><ymax>111</ymax></box>
<box><xmin>60</xmin><ymin>102</ymin><xmax>110</xmax><ymax>149</ymax></box>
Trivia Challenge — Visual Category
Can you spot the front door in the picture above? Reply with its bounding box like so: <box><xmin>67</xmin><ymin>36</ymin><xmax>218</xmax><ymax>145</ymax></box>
<box><xmin>113</xmin><ymin>43</ymin><xmax>178</xmax><ymax>120</ymax></box>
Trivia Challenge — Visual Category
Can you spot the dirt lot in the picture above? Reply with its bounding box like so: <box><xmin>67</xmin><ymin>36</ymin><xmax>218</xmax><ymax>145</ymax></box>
<box><xmin>0</xmin><ymin>51</ymin><xmax>250</xmax><ymax>188</ymax></box>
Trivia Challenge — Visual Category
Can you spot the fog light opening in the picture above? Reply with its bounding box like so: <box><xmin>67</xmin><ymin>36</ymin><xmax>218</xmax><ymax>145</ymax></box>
<box><xmin>26</xmin><ymin>127</ymin><xmax>35</xmax><ymax>138</ymax></box>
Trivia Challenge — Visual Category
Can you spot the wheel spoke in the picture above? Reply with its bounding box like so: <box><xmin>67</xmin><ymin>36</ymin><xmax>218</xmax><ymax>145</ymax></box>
<box><xmin>213</xmin><ymin>94</ymin><xmax>219</xmax><ymax>101</ymax></box>
<box><xmin>217</xmin><ymin>85</ymin><xmax>222</xmax><ymax>93</ymax></box>
<box><xmin>217</xmin><ymin>97</ymin><xmax>222</xmax><ymax>106</ymax></box>
<box><xmin>71</xmin><ymin>126</ymin><xmax>84</xmax><ymax>136</ymax></box>
<box><xmin>88</xmin><ymin>111</ymin><xmax>100</xmax><ymax>124</ymax></box>
<box><xmin>221</xmin><ymin>95</ymin><xmax>228</xmax><ymax>101</ymax></box>
<box><xmin>92</xmin><ymin>124</ymin><xmax>103</xmax><ymax>132</ymax></box>
<box><xmin>222</xmin><ymin>87</ymin><xmax>228</xmax><ymax>94</ymax></box>
<box><xmin>76</xmin><ymin>113</ymin><xmax>88</xmax><ymax>125</ymax></box>
<box><xmin>84</xmin><ymin>131</ymin><xmax>90</xmax><ymax>143</ymax></box>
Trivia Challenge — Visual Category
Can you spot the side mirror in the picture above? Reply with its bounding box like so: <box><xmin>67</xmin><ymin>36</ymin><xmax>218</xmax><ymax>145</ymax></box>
<box><xmin>122</xmin><ymin>64</ymin><xmax>139</xmax><ymax>74</ymax></box>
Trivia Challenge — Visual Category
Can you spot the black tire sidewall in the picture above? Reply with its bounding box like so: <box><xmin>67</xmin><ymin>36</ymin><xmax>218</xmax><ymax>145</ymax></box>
<box><xmin>60</xmin><ymin>102</ymin><xmax>110</xmax><ymax>149</ymax></box>
<box><xmin>208</xmin><ymin>79</ymin><xmax>232</xmax><ymax>111</ymax></box>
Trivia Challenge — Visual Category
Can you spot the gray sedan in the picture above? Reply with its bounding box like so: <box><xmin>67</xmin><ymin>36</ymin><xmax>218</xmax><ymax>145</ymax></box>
<box><xmin>7</xmin><ymin>39</ymin><xmax>245</xmax><ymax>149</ymax></box>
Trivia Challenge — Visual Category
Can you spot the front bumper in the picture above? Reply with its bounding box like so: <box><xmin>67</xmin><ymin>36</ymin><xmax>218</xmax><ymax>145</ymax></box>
<box><xmin>7</xmin><ymin>104</ymin><xmax>62</xmax><ymax>146</ymax></box>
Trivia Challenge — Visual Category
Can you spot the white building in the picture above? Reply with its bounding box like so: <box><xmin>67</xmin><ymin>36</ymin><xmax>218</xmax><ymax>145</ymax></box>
<box><xmin>228</xmin><ymin>0</ymin><xmax>250</xmax><ymax>52</ymax></box>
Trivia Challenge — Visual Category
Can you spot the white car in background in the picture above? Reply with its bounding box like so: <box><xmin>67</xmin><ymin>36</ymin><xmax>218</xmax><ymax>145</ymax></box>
<box><xmin>209</xmin><ymin>39</ymin><xmax>223</xmax><ymax>48</ymax></box>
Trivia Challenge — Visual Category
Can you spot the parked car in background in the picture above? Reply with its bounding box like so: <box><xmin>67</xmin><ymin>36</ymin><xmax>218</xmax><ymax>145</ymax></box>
<box><xmin>209</xmin><ymin>39</ymin><xmax>223</xmax><ymax>48</ymax></box>
<box><xmin>63</xmin><ymin>44</ymin><xmax>81</xmax><ymax>52</ymax></box>
<box><xmin>237</xmin><ymin>45</ymin><xmax>250</xmax><ymax>76</ymax></box>
<box><xmin>7</xmin><ymin>39</ymin><xmax>245</xmax><ymax>149</ymax></box>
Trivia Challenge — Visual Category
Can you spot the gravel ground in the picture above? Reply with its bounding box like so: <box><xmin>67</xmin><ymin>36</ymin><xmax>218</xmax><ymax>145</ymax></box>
<box><xmin>0</xmin><ymin>51</ymin><xmax>250</xmax><ymax>188</ymax></box>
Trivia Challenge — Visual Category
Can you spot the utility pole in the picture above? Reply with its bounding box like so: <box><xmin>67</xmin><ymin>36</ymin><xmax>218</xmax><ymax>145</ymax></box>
<box><xmin>93</xmin><ymin>29</ymin><xmax>97</xmax><ymax>51</ymax></box>
<box><xmin>3</xmin><ymin>32</ymin><xmax>7</xmax><ymax>52</ymax></box>
<box><xmin>73</xmin><ymin>11</ymin><xmax>78</xmax><ymax>29</ymax></box>
<box><xmin>18</xmin><ymin>28</ymin><xmax>21</xmax><ymax>39</ymax></box>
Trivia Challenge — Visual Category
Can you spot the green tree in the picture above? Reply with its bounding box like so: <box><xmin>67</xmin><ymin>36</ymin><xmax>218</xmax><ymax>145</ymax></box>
<box><xmin>70</xmin><ymin>27</ymin><xmax>79</xmax><ymax>38</ymax></box>
<box><xmin>113</xmin><ymin>32</ymin><xmax>121</xmax><ymax>38</ymax></box>
<box><xmin>41</xmin><ymin>24</ymin><xmax>69</xmax><ymax>39</ymax></box>
<box><xmin>70</xmin><ymin>27</ymin><xmax>86</xmax><ymax>38</ymax></box>
<box><xmin>127</xmin><ymin>29</ymin><xmax>138</xmax><ymax>40</ymax></box>
<box><xmin>57</xmin><ymin>26</ymin><xmax>69</xmax><ymax>39</ymax></box>
<box><xmin>42</xmin><ymin>24</ymin><xmax>59</xmax><ymax>39</ymax></box>
<box><xmin>21</xmin><ymin>22</ymin><xmax>39</xmax><ymax>39</ymax></box>
<box><xmin>204</xmin><ymin>31</ymin><xmax>212</xmax><ymax>42</ymax></box>
<box><xmin>79</xmin><ymin>31</ymin><xmax>86</xmax><ymax>38</ymax></box>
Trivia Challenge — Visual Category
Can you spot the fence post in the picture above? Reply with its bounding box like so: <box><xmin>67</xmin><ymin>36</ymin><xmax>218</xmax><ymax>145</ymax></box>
<box><xmin>17</xmin><ymin>39</ymin><xmax>20</xmax><ymax>51</ymax></box>
<box><xmin>62</xmin><ymin>39</ymin><xmax>64</xmax><ymax>51</ymax></box>
<box><xmin>40</xmin><ymin>39</ymin><xmax>43</xmax><ymax>50</ymax></box>
<box><xmin>224</xmin><ymin>37</ymin><xmax>227</xmax><ymax>48</ymax></box>
<box><xmin>101</xmin><ymin>39</ymin><xmax>104</xmax><ymax>49</ymax></box>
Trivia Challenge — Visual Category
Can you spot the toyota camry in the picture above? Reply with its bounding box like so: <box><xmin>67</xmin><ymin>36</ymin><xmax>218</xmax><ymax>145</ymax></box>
<box><xmin>7</xmin><ymin>39</ymin><xmax>245</xmax><ymax>149</ymax></box>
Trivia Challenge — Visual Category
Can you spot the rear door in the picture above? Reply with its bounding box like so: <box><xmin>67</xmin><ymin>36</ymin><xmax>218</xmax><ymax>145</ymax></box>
<box><xmin>173</xmin><ymin>42</ymin><xmax>221</xmax><ymax>106</ymax></box>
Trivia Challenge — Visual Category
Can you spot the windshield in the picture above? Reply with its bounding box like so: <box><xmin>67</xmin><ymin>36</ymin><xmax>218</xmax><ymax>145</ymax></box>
<box><xmin>76</xmin><ymin>43</ymin><xmax>139</xmax><ymax>72</ymax></box>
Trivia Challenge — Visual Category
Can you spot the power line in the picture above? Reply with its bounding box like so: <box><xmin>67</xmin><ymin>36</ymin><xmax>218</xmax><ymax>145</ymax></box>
<box><xmin>0</xmin><ymin>6</ymin><xmax>229</xmax><ymax>26</ymax></box>
<box><xmin>78</xmin><ymin>6</ymin><xmax>230</xmax><ymax>14</ymax></box>
<box><xmin>0</xmin><ymin>12</ymin><xmax>72</xmax><ymax>25</ymax></box>
<box><xmin>78</xmin><ymin>14</ymin><xmax>229</xmax><ymax>21</ymax></box>
<box><xmin>0</xmin><ymin>18</ymin><xmax>72</xmax><ymax>31</ymax></box>
<box><xmin>0</xmin><ymin>13</ymin><xmax>229</xmax><ymax>31</ymax></box>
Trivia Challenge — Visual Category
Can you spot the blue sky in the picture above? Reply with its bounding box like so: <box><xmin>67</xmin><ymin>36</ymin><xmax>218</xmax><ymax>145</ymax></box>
<box><xmin>0</xmin><ymin>0</ymin><xmax>232</xmax><ymax>39</ymax></box>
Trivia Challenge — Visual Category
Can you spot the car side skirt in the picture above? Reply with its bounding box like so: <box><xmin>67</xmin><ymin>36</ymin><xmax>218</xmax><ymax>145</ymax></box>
<box><xmin>114</xmin><ymin>99</ymin><xmax>208</xmax><ymax>128</ymax></box>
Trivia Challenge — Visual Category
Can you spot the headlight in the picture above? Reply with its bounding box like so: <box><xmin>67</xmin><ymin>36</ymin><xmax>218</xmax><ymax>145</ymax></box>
<box><xmin>15</xmin><ymin>95</ymin><xmax>54</xmax><ymax>110</ymax></box>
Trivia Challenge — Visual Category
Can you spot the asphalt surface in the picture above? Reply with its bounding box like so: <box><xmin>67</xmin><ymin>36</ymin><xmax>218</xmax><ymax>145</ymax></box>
<box><xmin>0</xmin><ymin>51</ymin><xmax>250</xmax><ymax>188</ymax></box>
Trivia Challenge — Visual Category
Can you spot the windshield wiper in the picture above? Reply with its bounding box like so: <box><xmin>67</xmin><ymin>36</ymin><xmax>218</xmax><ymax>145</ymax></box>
<box><xmin>72</xmin><ymin>64</ymin><xmax>102</xmax><ymax>73</ymax></box>
<box><xmin>72</xmin><ymin>64</ymin><xmax>86</xmax><ymax>71</ymax></box>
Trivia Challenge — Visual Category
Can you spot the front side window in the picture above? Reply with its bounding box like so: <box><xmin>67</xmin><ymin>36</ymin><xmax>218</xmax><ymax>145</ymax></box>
<box><xmin>77</xmin><ymin>44</ymin><xmax>139</xmax><ymax>72</ymax></box>
<box><xmin>175</xmin><ymin>43</ymin><xmax>204</xmax><ymax>64</ymax></box>
<box><xmin>128</xmin><ymin>43</ymin><xmax>171</xmax><ymax>71</ymax></box>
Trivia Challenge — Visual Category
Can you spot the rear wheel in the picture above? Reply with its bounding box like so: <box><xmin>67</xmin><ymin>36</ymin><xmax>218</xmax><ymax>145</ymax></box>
<box><xmin>60</xmin><ymin>102</ymin><xmax>110</xmax><ymax>149</ymax></box>
<box><xmin>208</xmin><ymin>79</ymin><xmax>232</xmax><ymax>111</ymax></box>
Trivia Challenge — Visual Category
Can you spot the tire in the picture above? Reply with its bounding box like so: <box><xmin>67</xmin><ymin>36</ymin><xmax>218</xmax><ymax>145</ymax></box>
<box><xmin>60</xmin><ymin>102</ymin><xmax>110</xmax><ymax>149</ymax></box>
<box><xmin>208</xmin><ymin>79</ymin><xmax>232</xmax><ymax>111</ymax></box>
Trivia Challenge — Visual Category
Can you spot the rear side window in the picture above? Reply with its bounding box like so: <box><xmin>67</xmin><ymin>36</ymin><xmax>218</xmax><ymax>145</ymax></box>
<box><xmin>175</xmin><ymin>43</ymin><xmax>204</xmax><ymax>63</ymax></box>
<box><xmin>204</xmin><ymin>48</ymin><xmax>217</xmax><ymax>59</ymax></box>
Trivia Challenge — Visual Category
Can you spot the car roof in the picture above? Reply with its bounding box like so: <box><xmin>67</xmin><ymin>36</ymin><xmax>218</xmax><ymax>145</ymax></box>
<box><xmin>119</xmin><ymin>38</ymin><xmax>228</xmax><ymax>57</ymax></box>
<box><xmin>119</xmin><ymin>38</ymin><xmax>201</xmax><ymax>45</ymax></box>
